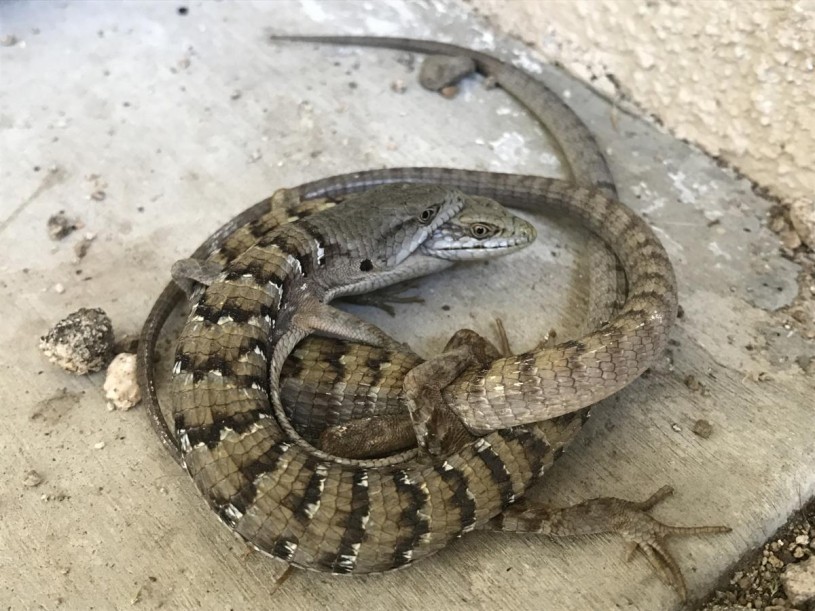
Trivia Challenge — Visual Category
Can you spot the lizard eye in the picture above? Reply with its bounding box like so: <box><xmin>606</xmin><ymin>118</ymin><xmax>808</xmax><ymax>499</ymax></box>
<box><xmin>418</xmin><ymin>205</ymin><xmax>439</xmax><ymax>224</ymax></box>
<box><xmin>470</xmin><ymin>223</ymin><xmax>494</xmax><ymax>239</ymax></box>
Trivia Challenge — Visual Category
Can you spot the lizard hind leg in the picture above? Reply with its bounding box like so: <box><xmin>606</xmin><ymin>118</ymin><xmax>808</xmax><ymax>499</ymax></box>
<box><xmin>404</xmin><ymin>328</ymin><xmax>502</xmax><ymax>455</ymax></box>
<box><xmin>489</xmin><ymin>485</ymin><xmax>731</xmax><ymax>602</ymax></box>
<box><xmin>317</xmin><ymin>328</ymin><xmax>502</xmax><ymax>459</ymax></box>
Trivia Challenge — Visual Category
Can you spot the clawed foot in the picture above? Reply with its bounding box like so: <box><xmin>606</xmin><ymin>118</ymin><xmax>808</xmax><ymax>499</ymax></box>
<box><xmin>576</xmin><ymin>486</ymin><xmax>731</xmax><ymax>602</ymax></box>
<box><xmin>496</xmin><ymin>485</ymin><xmax>730</xmax><ymax>602</ymax></box>
<box><xmin>340</xmin><ymin>282</ymin><xmax>425</xmax><ymax>317</ymax></box>
<box><xmin>583</xmin><ymin>486</ymin><xmax>730</xmax><ymax>602</ymax></box>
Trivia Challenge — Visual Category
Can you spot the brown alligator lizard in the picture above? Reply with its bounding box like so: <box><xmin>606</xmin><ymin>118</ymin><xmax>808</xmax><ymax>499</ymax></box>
<box><xmin>139</xmin><ymin>167</ymin><xmax>727</xmax><ymax>600</ymax></box>
<box><xmin>137</xmin><ymin>39</ymin><xmax>729</xmax><ymax>600</ymax></box>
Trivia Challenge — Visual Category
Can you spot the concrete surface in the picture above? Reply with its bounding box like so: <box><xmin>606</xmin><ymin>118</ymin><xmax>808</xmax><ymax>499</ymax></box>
<box><xmin>1</xmin><ymin>1</ymin><xmax>812</xmax><ymax>609</ymax></box>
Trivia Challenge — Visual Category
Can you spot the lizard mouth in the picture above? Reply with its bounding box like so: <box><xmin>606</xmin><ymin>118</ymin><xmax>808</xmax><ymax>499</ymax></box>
<box><xmin>421</xmin><ymin>219</ymin><xmax>537</xmax><ymax>261</ymax></box>
<box><xmin>423</xmin><ymin>238</ymin><xmax>533</xmax><ymax>260</ymax></box>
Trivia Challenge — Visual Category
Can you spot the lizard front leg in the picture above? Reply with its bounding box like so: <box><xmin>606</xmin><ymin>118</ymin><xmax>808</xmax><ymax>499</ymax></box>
<box><xmin>294</xmin><ymin>299</ymin><xmax>417</xmax><ymax>356</ymax></box>
<box><xmin>338</xmin><ymin>280</ymin><xmax>425</xmax><ymax>316</ymax></box>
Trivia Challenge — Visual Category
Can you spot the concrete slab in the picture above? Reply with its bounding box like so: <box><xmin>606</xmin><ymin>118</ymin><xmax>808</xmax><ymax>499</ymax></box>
<box><xmin>1</xmin><ymin>1</ymin><xmax>812</xmax><ymax>609</ymax></box>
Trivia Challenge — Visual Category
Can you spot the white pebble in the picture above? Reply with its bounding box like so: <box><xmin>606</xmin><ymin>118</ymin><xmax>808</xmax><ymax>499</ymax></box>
<box><xmin>104</xmin><ymin>353</ymin><xmax>142</xmax><ymax>410</ymax></box>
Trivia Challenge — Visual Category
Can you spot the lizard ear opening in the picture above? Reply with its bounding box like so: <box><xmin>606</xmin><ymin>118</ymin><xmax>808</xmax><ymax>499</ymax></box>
<box><xmin>359</xmin><ymin>259</ymin><xmax>374</xmax><ymax>272</ymax></box>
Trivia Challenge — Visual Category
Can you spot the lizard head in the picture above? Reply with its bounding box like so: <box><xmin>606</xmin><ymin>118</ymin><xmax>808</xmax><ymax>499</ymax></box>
<box><xmin>310</xmin><ymin>184</ymin><xmax>465</xmax><ymax>297</ymax></box>
<box><xmin>310</xmin><ymin>184</ymin><xmax>535</xmax><ymax>299</ymax></box>
<box><xmin>419</xmin><ymin>194</ymin><xmax>536</xmax><ymax>260</ymax></box>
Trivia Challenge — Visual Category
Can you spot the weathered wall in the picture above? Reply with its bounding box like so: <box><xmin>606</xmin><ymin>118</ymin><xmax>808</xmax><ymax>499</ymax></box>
<box><xmin>467</xmin><ymin>0</ymin><xmax>814</xmax><ymax>204</ymax></box>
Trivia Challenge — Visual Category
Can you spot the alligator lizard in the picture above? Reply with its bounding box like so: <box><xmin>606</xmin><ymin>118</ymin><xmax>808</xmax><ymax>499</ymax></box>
<box><xmin>138</xmin><ymin>39</ymin><xmax>729</xmax><ymax>600</ymax></box>
<box><xmin>139</xmin><ymin>168</ymin><xmax>727</xmax><ymax>599</ymax></box>
<box><xmin>266</xmin><ymin>35</ymin><xmax>628</xmax><ymax>448</ymax></box>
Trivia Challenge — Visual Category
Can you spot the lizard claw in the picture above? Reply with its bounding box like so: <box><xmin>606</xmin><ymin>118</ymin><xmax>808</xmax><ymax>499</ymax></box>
<box><xmin>340</xmin><ymin>282</ymin><xmax>425</xmax><ymax>317</ymax></box>
<box><xmin>608</xmin><ymin>486</ymin><xmax>731</xmax><ymax>602</ymax></box>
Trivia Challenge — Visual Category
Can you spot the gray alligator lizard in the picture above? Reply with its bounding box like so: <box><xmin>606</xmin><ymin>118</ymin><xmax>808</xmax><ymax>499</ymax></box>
<box><xmin>267</xmin><ymin>35</ymin><xmax>628</xmax><ymax>447</ymax></box>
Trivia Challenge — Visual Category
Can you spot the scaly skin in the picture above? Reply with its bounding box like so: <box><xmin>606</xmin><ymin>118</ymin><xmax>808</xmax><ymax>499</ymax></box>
<box><xmin>267</xmin><ymin>35</ymin><xmax>628</xmax><ymax>439</ymax></box>
<box><xmin>139</xmin><ymin>42</ymin><xmax>727</xmax><ymax>599</ymax></box>
<box><xmin>141</xmin><ymin>166</ymin><xmax>678</xmax><ymax>575</ymax></box>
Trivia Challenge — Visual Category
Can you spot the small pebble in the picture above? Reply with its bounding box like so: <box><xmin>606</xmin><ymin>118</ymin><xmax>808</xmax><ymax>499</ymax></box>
<box><xmin>103</xmin><ymin>353</ymin><xmax>141</xmax><ymax>410</ymax></box>
<box><xmin>768</xmin><ymin>554</ymin><xmax>784</xmax><ymax>569</ymax></box>
<box><xmin>74</xmin><ymin>235</ymin><xmax>95</xmax><ymax>259</ymax></box>
<box><xmin>796</xmin><ymin>355</ymin><xmax>814</xmax><ymax>374</ymax></box>
<box><xmin>684</xmin><ymin>374</ymin><xmax>701</xmax><ymax>392</ymax></box>
<box><xmin>418</xmin><ymin>54</ymin><xmax>474</xmax><ymax>91</ymax></box>
<box><xmin>789</xmin><ymin>198</ymin><xmax>815</xmax><ymax>250</ymax></box>
<box><xmin>47</xmin><ymin>212</ymin><xmax>80</xmax><ymax>240</ymax></box>
<box><xmin>692</xmin><ymin>419</ymin><xmax>713</xmax><ymax>439</ymax></box>
<box><xmin>94</xmin><ymin>441</ymin><xmax>106</xmax><ymax>450</ymax></box>
<box><xmin>439</xmin><ymin>85</ymin><xmax>459</xmax><ymax>99</ymax></box>
<box><xmin>780</xmin><ymin>227</ymin><xmax>802</xmax><ymax>250</ymax></box>
<box><xmin>23</xmin><ymin>469</ymin><xmax>43</xmax><ymax>487</ymax></box>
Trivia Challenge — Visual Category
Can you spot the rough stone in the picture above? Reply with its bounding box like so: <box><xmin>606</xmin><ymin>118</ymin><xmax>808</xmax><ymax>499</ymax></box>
<box><xmin>39</xmin><ymin>308</ymin><xmax>114</xmax><ymax>375</ymax></box>
<box><xmin>782</xmin><ymin>556</ymin><xmax>815</xmax><ymax>607</ymax></box>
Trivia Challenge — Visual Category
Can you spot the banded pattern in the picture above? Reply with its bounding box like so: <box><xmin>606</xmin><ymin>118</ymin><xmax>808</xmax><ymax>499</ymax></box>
<box><xmin>169</xmin><ymin>180</ymin><xmax>558</xmax><ymax>572</ymax></box>
<box><xmin>441</xmin><ymin>185</ymin><xmax>678</xmax><ymax>432</ymax></box>
<box><xmin>163</xmin><ymin>169</ymin><xmax>676</xmax><ymax>573</ymax></box>
<box><xmin>280</xmin><ymin>340</ymin><xmax>419</xmax><ymax>443</ymax></box>
<box><xmin>137</xmin><ymin>35</ymin><xmax>679</xmax><ymax>580</ymax></box>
